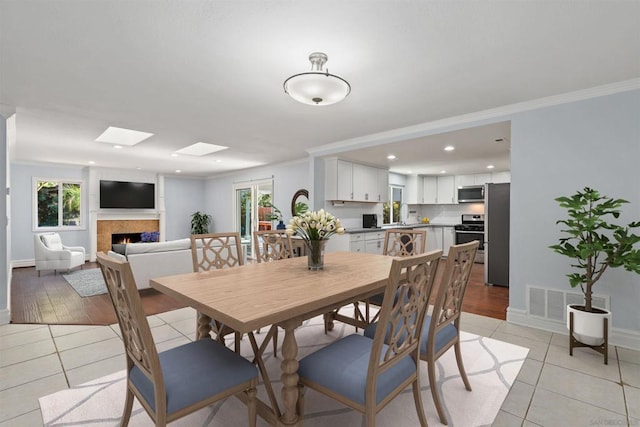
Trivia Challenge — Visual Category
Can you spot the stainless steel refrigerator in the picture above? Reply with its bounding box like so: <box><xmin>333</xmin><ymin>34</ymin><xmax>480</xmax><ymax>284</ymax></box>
<box><xmin>484</xmin><ymin>183</ymin><xmax>510</xmax><ymax>287</ymax></box>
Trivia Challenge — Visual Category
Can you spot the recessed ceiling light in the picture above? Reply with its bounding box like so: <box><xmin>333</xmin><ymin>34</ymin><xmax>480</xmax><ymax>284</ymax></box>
<box><xmin>176</xmin><ymin>142</ymin><xmax>228</xmax><ymax>156</ymax></box>
<box><xmin>170</xmin><ymin>153</ymin><xmax>179</xmax><ymax>157</ymax></box>
<box><xmin>96</xmin><ymin>126</ymin><xmax>153</xmax><ymax>146</ymax></box>
<box><xmin>444</xmin><ymin>146</ymin><xmax>455</xmax><ymax>151</ymax></box>
<box><xmin>113</xmin><ymin>145</ymin><xmax>123</xmax><ymax>149</ymax></box>
<box><xmin>407</xmin><ymin>170</ymin><xmax>412</xmax><ymax>174</ymax></box>
<box><xmin>387</xmin><ymin>154</ymin><xmax>396</xmax><ymax>160</ymax></box>
<box><xmin>88</xmin><ymin>160</ymin><xmax>95</xmax><ymax>165</ymax></box>
<box><xmin>215</xmin><ymin>159</ymin><xmax>223</xmax><ymax>163</ymax></box>
<box><xmin>487</xmin><ymin>165</ymin><xmax>495</xmax><ymax>169</ymax></box>
<box><xmin>175</xmin><ymin>169</ymin><xmax>181</xmax><ymax>173</ymax></box>
<box><xmin>440</xmin><ymin>170</ymin><xmax>447</xmax><ymax>174</ymax></box>
<box><xmin>136</xmin><ymin>167</ymin><xmax>142</xmax><ymax>170</ymax></box>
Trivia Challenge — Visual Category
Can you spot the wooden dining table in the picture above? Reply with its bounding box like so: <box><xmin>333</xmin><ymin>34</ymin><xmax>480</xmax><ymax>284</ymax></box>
<box><xmin>150</xmin><ymin>251</ymin><xmax>393</xmax><ymax>427</ymax></box>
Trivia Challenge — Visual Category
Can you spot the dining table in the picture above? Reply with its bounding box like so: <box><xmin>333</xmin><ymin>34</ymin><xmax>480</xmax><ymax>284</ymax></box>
<box><xmin>150</xmin><ymin>250</ymin><xmax>394</xmax><ymax>427</ymax></box>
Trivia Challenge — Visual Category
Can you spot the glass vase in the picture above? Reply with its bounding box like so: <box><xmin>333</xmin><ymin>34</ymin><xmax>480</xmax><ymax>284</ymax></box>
<box><xmin>305</xmin><ymin>239</ymin><xmax>327</xmax><ymax>270</ymax></box>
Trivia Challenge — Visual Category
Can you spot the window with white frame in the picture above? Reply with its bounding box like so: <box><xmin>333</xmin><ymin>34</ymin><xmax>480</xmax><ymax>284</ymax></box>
<box><xmin>33</xmin><ymin>178</ymin><xmax>84</xmax><ymax>230</ymax></box>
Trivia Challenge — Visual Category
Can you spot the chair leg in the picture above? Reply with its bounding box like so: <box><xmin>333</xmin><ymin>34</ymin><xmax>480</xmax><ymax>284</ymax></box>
<box><xmin>121</xmin><ymin>385</ymin><xmax>135</xmax><ymax>427</ymax></box>
<box><xmin>247</xmin><ymin>386</ymin><xmax>257</xmax><ymax>427</ymax></box>
<box><xmin>273</xmin><ymin>327</ymin><xmax>278</xmax><ymax>357</ymax></box>
<box><xmin>454</xmin><ymin>341</ymin><xmax>472</xmax><ymax>391</ymax></box>
<box><xmin>296</xmin><ymin>383</ymin><xmax>305</xmax><ymax>416</ymax></box>
<box><xmin>234</xmin><ymin>332</ymin><xmax>242</xmax><ymax>354</ymax></box>
<box><xmin>427</xmin><ymin>358</ymin><xmax>448</xmax><ymax>425</ymax></box>
<box><xmin>365</xmin><ymin>404</ymin><xmax>376</xmax><ymax>427</ymax></box>
<box><xmin>412</xmin><ymin>378</ymin><xmax>428</xmax><ymax>427</ymax></box>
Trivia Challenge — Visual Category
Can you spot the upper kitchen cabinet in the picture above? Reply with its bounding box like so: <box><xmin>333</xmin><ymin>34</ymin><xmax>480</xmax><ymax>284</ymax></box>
<box><xmin>455</xmin><ymin>173</ymin><xmax>491</xmax><ymax>188</ymax></box>
<box><xmin>436</xmin><ymin>175</ymin><xmax>456</xmax><ymax>204</ymax></box>
<box><xmin>422</xmin><ymin>176</ymin><xmax>437</xmax><ymax>204</ymax></box>
<box><xmin>405</xmin><ymin>175</ymin><xmax>423</xmax><ymax>204</ymax></box>
<box><xmin>325</xmin><ymin>158</ymin><xmax>389</xmax><ymax>203</ymax></box>
<box><xmin>491</xmin><ymin>171</ymin><xmax>511</xmax><ymax>183</ymax></box>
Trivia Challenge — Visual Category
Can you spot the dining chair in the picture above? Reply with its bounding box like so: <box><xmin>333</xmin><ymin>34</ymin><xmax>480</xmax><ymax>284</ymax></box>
<box><xmin>298</xmin><ymin>250</ymin><xmax>443</xmax><ymax>427</ymax></box>
<box><xmin>96</xmin><ymin>252</ymin><xmax>258</xmax><ymax>427</ymax></box>
<box><xmin>325</xmin><ymin>228</ymin><xmax>427</xmax><ymax>333</ymax></box>
<box><xmin>365</xmin><ymin>240</ymin><xmax>479</xmax><ymax>425</ymax></box>
<box><xmin>252</xmin><ymin>230</ymin><xmax>294</xmax><ymax>356</ymax></box>
<box><xmin>190</xmin><ymin>232</ymin><xmax>245</xmax><ymax>352</ymax></box>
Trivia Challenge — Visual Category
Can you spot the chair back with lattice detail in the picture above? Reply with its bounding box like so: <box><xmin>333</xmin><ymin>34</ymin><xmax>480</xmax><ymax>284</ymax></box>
<box><xmin>190</xmin><ymin>232</ymin><xmax>244</xmax><ymax>272</ymax></box>
<box><xmin>430</xmin><ymin>241</ymin><xmax>479</xmax><ymax>335</ymax></box>
<box><xmin>383</xmin><ymin>229</ymin><xmax>427</xmax><ymax>257</ymax></box>
<box><xmin>96</xmin><ymin>252</ymin><xmax>162</xmax><ymax>387</ymax></box>
<box><xmin>367</xmin><ymin>250</ymin><xmax>442</xmax><ymax>377</ymax></box>
<box><xmin>253</xmin><ymin>230</ymin><xmax>293</xmax><ymax>263</ymax></box>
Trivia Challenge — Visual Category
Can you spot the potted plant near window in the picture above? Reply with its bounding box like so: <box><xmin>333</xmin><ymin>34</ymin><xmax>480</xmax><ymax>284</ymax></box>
<box><xmin>190</xmin><ymin>211</ymin><xmax>212</xmax><ymax>234</ymax></box>
<box><xmin>550</xmin><ymin>187</ymin><xmax>639</xmax><ymax>356</ymax></box>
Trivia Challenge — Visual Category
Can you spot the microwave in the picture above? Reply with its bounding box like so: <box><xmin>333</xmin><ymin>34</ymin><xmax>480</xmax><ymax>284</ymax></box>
<box><xmin>457</xmin><ymin>185</ymin><xmax>485</xmax><ymax>203</ymax></box>
<box><xmin>362</xmin><ymin>214</ymin><xmax>378</xmax><ymax>228</ymax></box>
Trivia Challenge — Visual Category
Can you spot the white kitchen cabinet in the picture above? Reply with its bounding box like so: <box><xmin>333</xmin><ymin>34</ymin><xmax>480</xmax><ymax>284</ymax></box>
<box><xmin>422</xmin><ymin>176</ymin><xmax>438</xmax><ymax>204</ymax></box>
<box><xmin>474</xmin><ymin>173</ymin><xmax>492</xmax><ymax>185</ymax></box>
<box><xmin>437</xmin><ymin>176</ymin><xmax>456</xmax><ymax>204</ymax></box>
<box><xmin>365</xmin><ymin>231</ymin><xmax>385</xmax><ymax>254</ymax></box>
<box><xmin>350</xmin><ymin>233</ymin><xmax>365</xmax><ymax>253</ymax></box>
<box><xmin>454</xmin><ymin>175</ymin><xmax>475</xmax><ymax>189</ymax></box>
<box><xmin>426</xmin><ymin>226</ymin><xmax>443</xmax><ymax>252</ymax></box>
<box><xmin>405</xmin><ymin>175</ymin><xmax>423</xmax><ymax>204</ymax></box>
<box><xmin>442</xmin><ymin>226</ymin><xmax>455</xmax><ymax>256</ymax></box>
<box><xmin>377</xmin><ymin>169</ymin><xmax>389</xmax><ymax>203</ymax></box>
<box><xmin>325</xmin><ymin>158</ymin><xmax>354</xmax><ymax>201</ymax></box>
<box><xmin>491</xmin><ymin>171</ymin><xmax>511</xmax><ymax>183</ymax></box>
<box><xmin>353</xmin><ymin>163</ymin><xmax>377</xmax><ymax>202</ymax></box>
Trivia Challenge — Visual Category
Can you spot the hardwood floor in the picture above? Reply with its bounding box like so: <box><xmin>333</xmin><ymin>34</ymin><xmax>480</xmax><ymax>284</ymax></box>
<box><xmin>10</xmin><ymin>259</ymin><xmax>509</xmax><ymax>325</ymax></box>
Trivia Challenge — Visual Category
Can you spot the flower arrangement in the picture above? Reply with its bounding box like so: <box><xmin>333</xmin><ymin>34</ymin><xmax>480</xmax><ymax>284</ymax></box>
<box><xmin>285</xmin><ymin>208</ymin><xmax>345</xmax><ymax>242</ymax></box>
<box><xmin>286</xmin><ymin>209</ymin><xmax>345</xmax><ymax>270</ymax></box>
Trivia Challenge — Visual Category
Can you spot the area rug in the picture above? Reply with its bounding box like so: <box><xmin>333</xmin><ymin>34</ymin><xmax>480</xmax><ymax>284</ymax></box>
<box><xmin>62</xmin><ymin>268</ymin><xmax>107</xmax><ymax>297</ymax></box>
<box><xmin>39</xmin><ymin>318</ymin><xmax>528</xmax><ymax>426</ymax></box>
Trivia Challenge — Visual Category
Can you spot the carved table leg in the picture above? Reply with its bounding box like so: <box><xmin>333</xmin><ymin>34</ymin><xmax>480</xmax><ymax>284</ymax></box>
<box><xmin>280</xmin><ymin>319</ymin><xmax>303</xmax><ymax>426</ymax></box>
<box><xmin>196</xmin><ymin>312</ymin><xmax>212</xmax><ymax>340</ymax></box>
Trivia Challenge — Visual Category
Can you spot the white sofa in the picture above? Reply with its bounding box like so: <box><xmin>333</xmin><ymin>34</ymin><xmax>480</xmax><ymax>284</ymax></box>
<box><xmin>34</xmin><ymin>232</ymin><xmax>86</xmax><ymax>276</ymax></box>
<box><xmin>108</xmin><ymin>238</ymin><xmax>193</xmax><ymax>290</ymax></box>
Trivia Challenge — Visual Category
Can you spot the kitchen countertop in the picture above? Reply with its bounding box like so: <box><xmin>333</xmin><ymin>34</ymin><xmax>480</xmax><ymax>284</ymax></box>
<box><xmin>345</xmin><ymin>223</ymin><xmax>456</xmax><ymax>234</ymax></box>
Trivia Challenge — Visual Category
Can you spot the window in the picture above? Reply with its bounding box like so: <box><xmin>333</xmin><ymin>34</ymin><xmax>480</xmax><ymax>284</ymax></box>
<box><xmin>34</xmin><ymin>178</ymin><xmax>83</xmax><ymax>230</ymax></box>
<box><xmin>233</xmin><ymin>178</ymin><xmax>274</xmax><ymax>257</ymax></box>
<box><xmin>382</xmin><ymin>185</ymin><xmax>403</xmax><ymax>224</ymax></box>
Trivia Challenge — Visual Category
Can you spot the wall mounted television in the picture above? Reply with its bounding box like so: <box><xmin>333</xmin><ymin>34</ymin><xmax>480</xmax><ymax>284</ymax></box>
<box><xmin>99</xmin><ymin>180</ymin><xmax>155</xmax><ymax>209</ymax></box>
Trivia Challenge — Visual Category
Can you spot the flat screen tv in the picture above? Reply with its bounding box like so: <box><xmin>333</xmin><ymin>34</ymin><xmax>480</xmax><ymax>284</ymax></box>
<box><xmin>100</xmin><ymin>180</ymin><xmax>155</xmax><ymax>209</ymax></box>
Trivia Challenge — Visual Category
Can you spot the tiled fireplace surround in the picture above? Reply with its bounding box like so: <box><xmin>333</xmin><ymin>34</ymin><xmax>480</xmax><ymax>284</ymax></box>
<box><xmin>95</xmin><ymin>219</ymin><xmax>160</xmax><ymax>255</ymax></box>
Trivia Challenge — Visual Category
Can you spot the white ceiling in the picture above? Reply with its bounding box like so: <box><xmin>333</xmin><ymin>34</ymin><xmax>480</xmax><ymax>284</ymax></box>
<box><xmin>1</xmin><ymin>1</ymin><xmax>639</xmax><ymax>177</ymax></box>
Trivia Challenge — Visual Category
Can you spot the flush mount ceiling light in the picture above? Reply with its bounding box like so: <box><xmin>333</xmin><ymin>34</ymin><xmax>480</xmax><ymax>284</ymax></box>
<box><xmin>284</xmin><ymin>52</ymin><xmax>351</xmax><ymax>106</ymax></box>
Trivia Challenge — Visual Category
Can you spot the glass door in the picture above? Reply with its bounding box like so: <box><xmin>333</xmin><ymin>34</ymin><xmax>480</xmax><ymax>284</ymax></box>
<box><xmin>234</xmin><ymin>179</ymin><xmax>274</xmax><ymax>258</ymax></box>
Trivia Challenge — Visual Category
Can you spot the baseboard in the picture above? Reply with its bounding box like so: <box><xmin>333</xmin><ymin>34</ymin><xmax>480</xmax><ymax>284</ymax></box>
<box><xmin>12</xmin><ymin>259</ymin><xmax>35</xmax><ymax>268</ymax></box>
<box><xmin>507</xmin><ymin>307</ymin><xmax>640</xmax><ymax>351</ymax></box>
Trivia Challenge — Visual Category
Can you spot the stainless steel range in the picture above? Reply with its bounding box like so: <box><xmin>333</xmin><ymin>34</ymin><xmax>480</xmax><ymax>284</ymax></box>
<box><xmin>454</xmin><ymin>214</ymin><xmax>485</xmax><ymax>263</ymax></box>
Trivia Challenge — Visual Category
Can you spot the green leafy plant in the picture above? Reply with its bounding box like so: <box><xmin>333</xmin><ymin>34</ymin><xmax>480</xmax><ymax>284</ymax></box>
<box><xmin>550</xmin><ymin>187</ymin><xmax>640</xmax><ymax>312</ymax></box>
<box><xmin>190</xmin><ymin>211</ymin><xmax>212</xmax><ymax>234</ymax></box>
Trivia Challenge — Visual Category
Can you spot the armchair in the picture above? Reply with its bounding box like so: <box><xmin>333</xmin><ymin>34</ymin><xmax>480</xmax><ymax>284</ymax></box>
<box><xmin>34</xmin><ymin>233</ymin><xmax>85</xmax><ymax>276</ymax></box>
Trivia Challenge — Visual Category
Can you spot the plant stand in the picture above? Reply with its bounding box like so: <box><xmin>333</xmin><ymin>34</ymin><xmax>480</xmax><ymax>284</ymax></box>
<box><xmin>569</xmin><ymin>311</ymin><xmax>608</xmax><ymax>364</ymax></box>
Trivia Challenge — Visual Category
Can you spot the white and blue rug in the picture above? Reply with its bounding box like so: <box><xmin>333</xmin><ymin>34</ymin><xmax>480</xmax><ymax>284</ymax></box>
<box><xmin>62</xmin><ymin>269</ymin><xmax>107</xmax><ymax>297</ymax></box>
<box><xmin>39</xmin><ymin>317</ymin><xmax>528</xmax><ymax>426</ymax></box>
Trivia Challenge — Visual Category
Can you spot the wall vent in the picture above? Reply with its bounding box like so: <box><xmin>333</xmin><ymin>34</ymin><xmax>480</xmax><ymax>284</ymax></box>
<box><xmin>527</xmin><ymin>286</ymin><xmax>610</xmax><ymax>323</ymax></box>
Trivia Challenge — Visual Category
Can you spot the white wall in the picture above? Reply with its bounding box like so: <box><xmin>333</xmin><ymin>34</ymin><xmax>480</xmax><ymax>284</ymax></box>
<box><xmin>164</xmin><ymin>177</ymin><xmax>206</xmax><ymax>239</ymax></box>
<box><xmin>0</xmin><ymin>114</ymin><xmax>8</xmax><ymax>324</ymax></box>
<box><xmin>204</xmin><ymin>159</ymin><xmax>310</xmax><ymax>232</ymax></box>
<box><xmin>10</xmin><ymin>163</ymin><xmax>91</xmax><ymax>262</ymax></box>
<box><xmin>509</xmin><ymin>89</ymin><xmax>640</xmax><ymax>332</ymax></box>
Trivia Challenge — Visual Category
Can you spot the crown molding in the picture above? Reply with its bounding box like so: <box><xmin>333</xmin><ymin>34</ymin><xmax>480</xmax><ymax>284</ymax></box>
<box><xmin>308</xmin><ymin>78</ymin><xmax>640</xmax><ymax>157</ymax></box>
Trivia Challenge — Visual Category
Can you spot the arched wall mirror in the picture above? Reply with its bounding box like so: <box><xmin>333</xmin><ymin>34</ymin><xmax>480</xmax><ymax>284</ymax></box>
<box><xmin>291</xmin><ymin>189</ymin><xmax>309</xmax><ymax>217</ymax></box>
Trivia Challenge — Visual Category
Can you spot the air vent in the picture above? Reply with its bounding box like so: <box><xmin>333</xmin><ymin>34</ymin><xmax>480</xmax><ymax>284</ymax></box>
<box><xmin>527</xmin><ymin>286</ymin><xmax>609</xmax><ymax>323</ymax></box>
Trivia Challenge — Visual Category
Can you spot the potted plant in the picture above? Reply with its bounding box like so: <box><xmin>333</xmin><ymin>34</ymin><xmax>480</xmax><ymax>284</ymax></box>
<box><xmin>550</xmin><ymin>187</ymin><xmax>639</xmax><ymax>347</ymax></box>
<box><xmin>190</xmin><ymin>211</ymin><xmax>212</xmax><ymax>234</ymax></box>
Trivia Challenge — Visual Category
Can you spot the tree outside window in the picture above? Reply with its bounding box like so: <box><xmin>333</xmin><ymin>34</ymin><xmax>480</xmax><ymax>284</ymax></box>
<box><xmin>383</xmin><ymin>185</ymin><xmax>403</xmax><ymax>224</ymax></box>
<box><xmin>35</xmin><ymin>179</ymin><xmax>82</xmax><ymax>229</ymax></box>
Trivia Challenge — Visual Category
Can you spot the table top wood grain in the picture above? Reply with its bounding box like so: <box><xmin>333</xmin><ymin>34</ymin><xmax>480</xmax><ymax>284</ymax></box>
<box><xmin>150</xmin><ymin>251</ymin><xmax>393</xmax><ymax>333</ymax></box>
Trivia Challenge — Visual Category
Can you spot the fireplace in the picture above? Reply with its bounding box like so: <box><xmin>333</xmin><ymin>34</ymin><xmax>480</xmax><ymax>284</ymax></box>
<box><xmin>96</xmin><ymin>219</ymin><xmax>160</xmax><ymax>255</ymax></box>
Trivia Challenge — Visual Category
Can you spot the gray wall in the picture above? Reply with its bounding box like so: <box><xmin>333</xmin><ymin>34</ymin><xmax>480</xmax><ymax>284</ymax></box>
<box><xmin>0</xmin><ymin>114</ymin><xmax>8</xmax><ymax>322</ymax></box>
<box><xmin>11</xmin><ymin>163</ymin><xmax>91</xmax><ymax>262</ymax></box>
<box><xmin>510</xmin><ymin>89</ymin><xmax>640</xmax><ymax>331</ymax></box>
<box><xmin>204</xmin><ymin>160</ymin><xmax>310</xmax><ymax>232</ymax></box>
<box><xmin>164</xmin><ymin>176</ymin><xmax>206</xmax><ymax>239</ymax></box>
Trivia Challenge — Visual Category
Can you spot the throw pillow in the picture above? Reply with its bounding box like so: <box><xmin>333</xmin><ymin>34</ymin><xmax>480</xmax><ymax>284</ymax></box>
<box><xmin>41</xmin><ymin>233</ymin><xmax>63</xmax><ymax>251</ymax></box>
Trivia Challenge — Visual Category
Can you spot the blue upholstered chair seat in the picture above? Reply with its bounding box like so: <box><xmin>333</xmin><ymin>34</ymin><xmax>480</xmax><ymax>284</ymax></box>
<box><xmin>364</xmin><ymin>315</ymin><xmax>458</xmax><ymax>355</ymax></box>
<box><xmin>368</xmin><ymin>292</ymin><xmax>385</xmax><ymax>306</ymax></box>
<box><xmin>130</xmin><ymin>339</ymin><xmax>258</xmax><ymax>414</ymax></box>
<box><xmin>298</xmin><ymin>334</ymin><xmax>417</xmax><ymax>405</ymax></box>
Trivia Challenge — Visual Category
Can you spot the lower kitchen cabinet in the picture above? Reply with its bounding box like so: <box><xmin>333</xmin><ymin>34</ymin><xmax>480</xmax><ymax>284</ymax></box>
<box><xmin>443</xmin><ymin>226</ymin><xmax>455</xmax><ymax>256</ymax></box>
<box><xmin>426</xmin><ymin>226</ymin><xmax>443</xmax><ymax>253</ymax></box>
<box><xmin>349</xmin><ymin>231</ymin><xmax>385</xmax><ymax>254</ymax></box>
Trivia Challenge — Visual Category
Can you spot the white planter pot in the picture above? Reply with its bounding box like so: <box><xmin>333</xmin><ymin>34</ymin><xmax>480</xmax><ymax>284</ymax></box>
<box><xmin>566</xmin><ymin>304</ymin><xmax>611</xmax><ymax>346</ymax></box>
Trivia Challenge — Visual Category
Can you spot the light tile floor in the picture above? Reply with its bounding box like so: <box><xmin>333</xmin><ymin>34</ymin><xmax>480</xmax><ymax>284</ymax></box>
<box><xmin>0</xmin><ymin>308</ymin><xmax>638</xmax><ymax>426</ymax></box>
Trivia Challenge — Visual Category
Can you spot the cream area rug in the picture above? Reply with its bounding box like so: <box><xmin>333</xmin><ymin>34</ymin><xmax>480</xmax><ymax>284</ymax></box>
<box><xmin>62</xmin><ymin>268</ymin><xmax>107</xmax><ymax>297</ymax></box>
<box><xmin>39</xmin><ymin>316</ymin><xmax>528</xmax><ymax>426</ymax></box>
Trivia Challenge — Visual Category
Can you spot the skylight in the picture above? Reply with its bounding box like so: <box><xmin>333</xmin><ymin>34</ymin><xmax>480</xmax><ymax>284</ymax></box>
<box><xmin>175</xmin><ymin>142</ymin><xmax>229</xmax><ymax>156</ymax></box>
<box><xmin>95</xmin><ymin>126</ymin><xmax>154</xmax><ymax>146</ymax></box>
